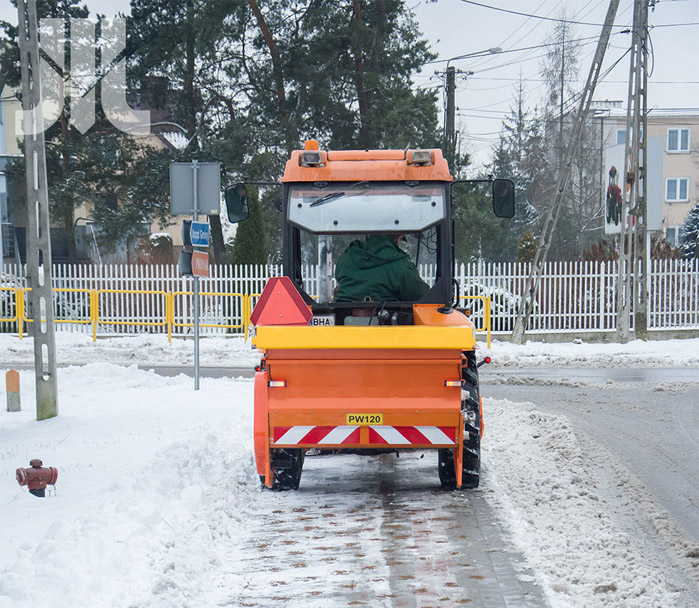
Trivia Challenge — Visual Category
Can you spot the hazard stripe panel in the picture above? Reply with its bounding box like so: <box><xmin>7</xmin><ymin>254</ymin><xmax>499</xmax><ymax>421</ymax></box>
<box><xmin>272</xmin><ymin>425</ymin><xmax>456</xmax><ymax>446</ymax></box>
<box><xmin>273</xmin><ymin>426</ymin><xmax>360</xmax><ymax>445</ymax></box>
<box><xmin>368</xmin><ymin>426</ymin><xmax>456</xmax><ymax>446</ymax></box>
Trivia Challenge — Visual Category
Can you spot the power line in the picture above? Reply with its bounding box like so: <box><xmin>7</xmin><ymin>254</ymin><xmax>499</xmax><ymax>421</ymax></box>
<box><xmin>425</xmin><ymin>34</ymin><xmax>608</xmax><ymax>65</ymax></box>
<box><xmin>469</xmin><ymin>76</ymin><xmax>699</xmax><ymax>84</ymax></box>
<box><xmin>458</xmin><ymin>0</ymin><xmax>632</xmax><ymax>27</ymax></box>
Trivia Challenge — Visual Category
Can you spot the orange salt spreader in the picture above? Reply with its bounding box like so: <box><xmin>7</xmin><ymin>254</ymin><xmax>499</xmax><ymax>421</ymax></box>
<box><xmin>225</xmin><ymin>142</ymin><xmax>514</xmax><ymax>490</ymax></box>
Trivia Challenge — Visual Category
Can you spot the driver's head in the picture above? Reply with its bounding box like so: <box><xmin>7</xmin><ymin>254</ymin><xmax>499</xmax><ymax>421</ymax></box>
<box><xmin>390</xmin><ymin>233</ymin><xmax>406</xmax><ymax>246</ymax></box>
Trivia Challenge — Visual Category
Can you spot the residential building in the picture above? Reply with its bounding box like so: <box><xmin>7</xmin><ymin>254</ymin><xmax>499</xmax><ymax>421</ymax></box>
<box><xmin>0</xmin><ymin>83</ymin><xmax>191</xmax><ymax>266</ymax></box>
<box><xmin>592</xmin><ymin>101</ymin><xmax>699</xmax><ymax>247</ymax></box>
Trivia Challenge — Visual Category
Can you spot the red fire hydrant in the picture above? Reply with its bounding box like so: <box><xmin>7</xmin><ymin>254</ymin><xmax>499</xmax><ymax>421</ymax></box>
<box><xmin>16</xmin><ymin>459</ymin><xmax>58</xmax><ymax>498</ymax></box>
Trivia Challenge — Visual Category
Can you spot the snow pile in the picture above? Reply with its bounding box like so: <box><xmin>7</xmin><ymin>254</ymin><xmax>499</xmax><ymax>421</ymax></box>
<box><xmin>481</xmin><ymin>337</ymin><xmax>699</xmax><ymax>368</ymax></box>
<box><xmin>0</xmin><ymin>333</ymin><xmax>261</xmax><ymax>368</ymax></box>
<box><xmin>482</xmin><ymin>398</ymin><xmax>697</xmax><ymax>607</ymax></box>
<box><xmin>1</xmin><ymin>333</ymin><xmax>699</xmax><ymax>369</ymax></box>
<box><xmin>0</xmin><ymin>365</ymin><xmax>257</xmax><ymax>608</ymax></box>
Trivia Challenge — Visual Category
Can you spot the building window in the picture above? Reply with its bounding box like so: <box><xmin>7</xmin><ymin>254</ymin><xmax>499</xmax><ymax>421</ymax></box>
<box><xmin>664</xmin><ymin>226</ymin><xmax>682</xmax><ymax>247</ymax></box>
<box><xmin>666</xmin><ymin>177</ymin><xmax>689</xmax><ymax>202</ymax></box>
<box><xmin>615</xmin><ymin>127</ymin><xmax>643</xmax><ymax>146</ymax></box>
<box><xmin>667</xmin><ymin>128</ymin><xmax>690</xmax><ymax>152</ymax></box>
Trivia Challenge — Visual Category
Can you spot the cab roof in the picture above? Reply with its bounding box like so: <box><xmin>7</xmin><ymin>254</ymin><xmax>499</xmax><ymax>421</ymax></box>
<box><xmin>281</xmin><ymin>146</ymin><xmax>453</xmax><ymax>183</ymax></box>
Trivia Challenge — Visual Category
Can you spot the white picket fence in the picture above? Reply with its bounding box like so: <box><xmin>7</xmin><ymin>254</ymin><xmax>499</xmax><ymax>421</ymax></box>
<box><xmin>1</xmin><ymin>259</ymin><xmax>697</xmax><ymax>337</ymax></box>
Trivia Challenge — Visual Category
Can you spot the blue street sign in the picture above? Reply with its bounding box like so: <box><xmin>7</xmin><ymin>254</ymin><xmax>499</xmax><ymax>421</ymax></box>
<box><xmin>190</xmin><ymin>221</ymin><xmax>210</xmax><ymax>247</ymax></box>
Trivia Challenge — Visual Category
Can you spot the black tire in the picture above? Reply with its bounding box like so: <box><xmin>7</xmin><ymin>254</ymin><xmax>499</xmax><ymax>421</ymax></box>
<box><xmin>439</xmin><ymin>353</ymin><xmax>481</xmax><ymax>490</ymax></box>
<box><xmin>269</xmin><ymin>448</ymin><xmax>305</xmax><ymax>490</ymax></box>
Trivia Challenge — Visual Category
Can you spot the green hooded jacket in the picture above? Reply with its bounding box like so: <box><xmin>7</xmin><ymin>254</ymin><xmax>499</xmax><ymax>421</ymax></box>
<box><xmin>334</xmin><ymin>234</ymin><xmax>430</xmax><ymax>302</ymax></box>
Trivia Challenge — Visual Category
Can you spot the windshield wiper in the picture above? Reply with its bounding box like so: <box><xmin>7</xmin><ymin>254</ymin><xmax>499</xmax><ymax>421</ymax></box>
<box><xmin>309</xmin><ymin>181</ymin><xmax>369</xmax><ymax>207</ymax></box>
<box><xmin>310</xmin><ymin>191</ymin><xmax>345</xmax><ymax>207</ymax></box>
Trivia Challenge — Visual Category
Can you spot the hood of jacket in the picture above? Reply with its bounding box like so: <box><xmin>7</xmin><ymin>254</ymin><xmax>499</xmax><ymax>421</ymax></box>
<box><xmin>341</xmin><ymin>234</ymin><xmax>407</xmax><ymax>270</ymax></box>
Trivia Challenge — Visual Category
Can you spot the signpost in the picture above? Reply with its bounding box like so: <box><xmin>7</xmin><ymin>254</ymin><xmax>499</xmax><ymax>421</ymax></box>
<box><xmin>170</xmin><ymin>161</ymin><xmax>220</xmax><ymax>390</ymax></box>
<box><xmin>189</xmin><ymin>221</ymin><xmax>210</xmax><ymax>248</ymax></box>
<box><xmin>191</xmin><ymin>251</ymin><xmax>209</xmax><ymax>277</ymax></box>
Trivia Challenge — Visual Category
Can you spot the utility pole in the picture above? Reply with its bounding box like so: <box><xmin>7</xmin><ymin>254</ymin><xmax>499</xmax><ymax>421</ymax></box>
<box><xmin>444</xmin><ymin>66</ymin><xmax>456</xmax><ymax>168</ymax></box>
<box><xmin>439</xmin><ymin>48</ymin><xmax>501</xmax><ymax>170</ymax></box>
<box><xmin>17</xmin><ymin>0</ymin><xmax>59</xmax><ymax>420</ymax></box>
<box><xmin>511</xmin><ymin>0</ymin><xmax>620</xmax><ymax>344</ymax></box>
<box><xmin>617</xmin><ymin>0</ymin><xmax>650</xmax><ymax>342</ymax></box>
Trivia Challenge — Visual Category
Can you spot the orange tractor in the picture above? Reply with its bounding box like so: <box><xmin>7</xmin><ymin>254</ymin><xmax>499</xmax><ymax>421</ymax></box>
<box><xmin>226</xmin><ymin>142</ymin><xmax>514</xmax><ymax>490</ymax></box>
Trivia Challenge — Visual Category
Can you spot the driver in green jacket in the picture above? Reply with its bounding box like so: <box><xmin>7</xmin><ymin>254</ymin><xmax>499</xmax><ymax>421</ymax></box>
<box><xmin>334</xmin><ymin>233</ymin><xmax>430</xmax><ymax>302</ymax></box>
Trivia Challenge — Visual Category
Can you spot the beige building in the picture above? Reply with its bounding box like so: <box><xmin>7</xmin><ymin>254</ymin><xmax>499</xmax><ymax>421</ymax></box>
<box><xmin>0</xmin><ymin>87</ymin><xmax>193</xmax><ymax>265</ymax></box>
<box><xmin>593</xmin><ymin>102</ymin><xmax>699</xmax><ymax>247</ymax></box>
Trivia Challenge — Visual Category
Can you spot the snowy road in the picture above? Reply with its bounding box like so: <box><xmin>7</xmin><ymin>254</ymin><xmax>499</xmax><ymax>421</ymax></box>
<box><xmin>483</xmin><ymin>370</ymin><xmax>699</xmax><ymax>541</ymax></box>
<box><xmin>481</xmin><ymin>371</ymin><xmax>699</xmax><ymax>608</ymax></box>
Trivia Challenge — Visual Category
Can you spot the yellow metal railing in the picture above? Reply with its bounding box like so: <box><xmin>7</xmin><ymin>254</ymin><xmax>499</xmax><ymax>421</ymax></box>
<box><xmin>172</xmin><ymin>291</ymin><xmax>246</xmax><ymax>334</ymax></box>
<box><xmin>94</xmin><ymin>289</ymin><xmax>170</xmax><ymax>341</ymax></box>
<box><xmin>4</xmin><ymin>288</ymin><xmax>493</xmax><ymax>344</ymax></box>
<box><xmin>460</xmin><ymin>295</ymin><xmax>492</xmax><ymax>348</ymax></box>
<box><xmin>20</xmin><ymin>287</ymin><xmax>94</xmax><ymax>339</ymax></box>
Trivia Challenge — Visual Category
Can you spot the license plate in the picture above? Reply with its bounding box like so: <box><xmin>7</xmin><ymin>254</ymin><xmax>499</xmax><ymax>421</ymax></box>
<box><xmin>311</xmin><ymin>314</ymin><xmax>335</xmax><ymax>326</ymax></box>
<box><xmin>346</xmin><ymin>413</ymin><xmax>383</xmax><ymax>425</ymax></box>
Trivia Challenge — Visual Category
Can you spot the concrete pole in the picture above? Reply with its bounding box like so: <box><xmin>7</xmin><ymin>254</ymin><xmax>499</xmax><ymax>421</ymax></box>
<box><xmin>445</xmin><ymin>66</ymin><xmax>456</xmax><ymax>168</ymax></box>
<box><xmin>17</xmin><ymin>0</ymin><xmax>58</xmax><ymax>420</ymax></box>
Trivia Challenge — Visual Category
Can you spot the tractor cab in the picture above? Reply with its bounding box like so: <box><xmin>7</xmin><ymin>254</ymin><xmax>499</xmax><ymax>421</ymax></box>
<box><xmin>227</xmin><ymin>142</ymin><xmax>513</xmax><ymax>327</ymax></box>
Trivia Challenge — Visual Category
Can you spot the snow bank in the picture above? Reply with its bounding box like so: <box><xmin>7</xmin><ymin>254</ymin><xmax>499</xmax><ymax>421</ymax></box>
<box><xmin>1</xmin><ymin>333</ymin><xmax>698</xmax><ymax>369</ymax></box>
<box><xmin>0</xmin><ymin>365</ymin><xmax>257</xmax><ymax>608</ymax></box>
<box><xmin>482</xmin><ymin>398</ymin><xmax>698</xmax><ymax>607</ymax></box>
<box><xmin>481</xmin><ymin>337</ymin><xmax>699</xmax><ymax>368</ymax></box>
<box><xmin>0</xmin><ymin>333</ymin><xmax>261</xmax><ymax>368</ymax></box>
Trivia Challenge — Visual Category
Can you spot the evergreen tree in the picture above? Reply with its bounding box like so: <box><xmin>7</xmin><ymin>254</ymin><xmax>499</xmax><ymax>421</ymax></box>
<box><xmin>123</xmin><ymin>1</ymin><xmax>441</xmax><ymax>263</ymax></box>
<box><xmin>228</xmin><ymin>187</ymin><xmax>267</xmax><ymax>265</ymax></box>
<box><xmin>468</xmin><ymin>77</ymin><xmax>543</xmax><ymax>263</ymax></box>
<box><xmin>452</xmin><ymin>182</ymin><xmax>515</xmax><ymax>262</ymax></box>
<box><xmin>679</xmin><ymin>202</ymin><xmax>699</xmax><ymax>259</ymax></box>
<box><xmin>516</xmin><ymin>229</ymin><xmax>537</xmax><ymax>263</ymax></box>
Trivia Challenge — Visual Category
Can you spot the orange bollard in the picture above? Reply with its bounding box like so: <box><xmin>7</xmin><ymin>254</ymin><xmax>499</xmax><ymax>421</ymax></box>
<box><xmin>6</xmin><ymin>370</ymin><xmax>21</xmax><ymax>412</ymax></box>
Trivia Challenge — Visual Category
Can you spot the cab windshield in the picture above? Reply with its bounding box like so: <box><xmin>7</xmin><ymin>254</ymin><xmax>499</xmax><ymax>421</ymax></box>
<box><xmin>287</xmin><ymin>181</ymin><xmax>446</xmax><ymax>233</ymax></box>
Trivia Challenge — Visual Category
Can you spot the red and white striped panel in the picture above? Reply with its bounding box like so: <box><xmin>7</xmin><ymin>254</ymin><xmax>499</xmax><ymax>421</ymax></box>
<box><xmin>273</xmin><ymin>426</ymin><xmax>360</xmax><ymax>445</ymax></box>
<box><xmin>272</xmin><ymin>425</ymin><xmax>456</xmax><ymax>446</ymax></box>
<box><xmin>368</xmin><ymin>426</ymin><xmax>456</xmax><ymax>446</ymax></box>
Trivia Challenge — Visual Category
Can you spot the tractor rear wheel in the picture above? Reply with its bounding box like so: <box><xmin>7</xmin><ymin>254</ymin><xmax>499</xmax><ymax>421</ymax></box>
<box><xmin>439</xmin><ymin>356</ymin><xmax>481</xmax><ymax>490</ymax></box>
<box><xmin>268</xmin><ymin>448</ymin><xmax>305</xmax><ymax>490</ymax></box>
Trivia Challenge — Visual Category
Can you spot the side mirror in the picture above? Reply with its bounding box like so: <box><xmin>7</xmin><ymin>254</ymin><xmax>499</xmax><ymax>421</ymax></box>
<box><xmin>225</xmin><ymin>183</ymin><xmax>249</xmax><ymax>223</ymax></box>
<box><xmin>492</xmin><ymin>178</ymin><xmax>515</xmax><ymax>218</ymax></box>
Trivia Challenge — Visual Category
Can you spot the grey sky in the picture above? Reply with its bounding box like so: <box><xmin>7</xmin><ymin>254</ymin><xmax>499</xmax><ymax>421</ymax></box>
<box><xmin>2</xmin><ymin>0</ymin><xmax>697</xmax><ymax>167</ymax></box>
<box><xmin>414</xmin><ymin>0</ymin><xmax>699</xmax><ymax>166</ymax></box>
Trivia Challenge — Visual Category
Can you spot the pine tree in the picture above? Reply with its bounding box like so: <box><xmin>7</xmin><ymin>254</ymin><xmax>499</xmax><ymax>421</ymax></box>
<box><xmin>517</xmin><ymin>230</ymin><xmax>538</xmax><ymax>263</ymax></box>
<box><xmin>229</xmin><ymin>188</ymin><xmax>267</xmax><ymax>265</ymax></box>
<box><xmin>679</xmin><ymin>202</ymin><xmax>699</xmax><ymax>259</ymax></box>
<box><xmin>476</xmin><ymin>77</ymin><xmax>540</xmax><ymax>262</ymax></box>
